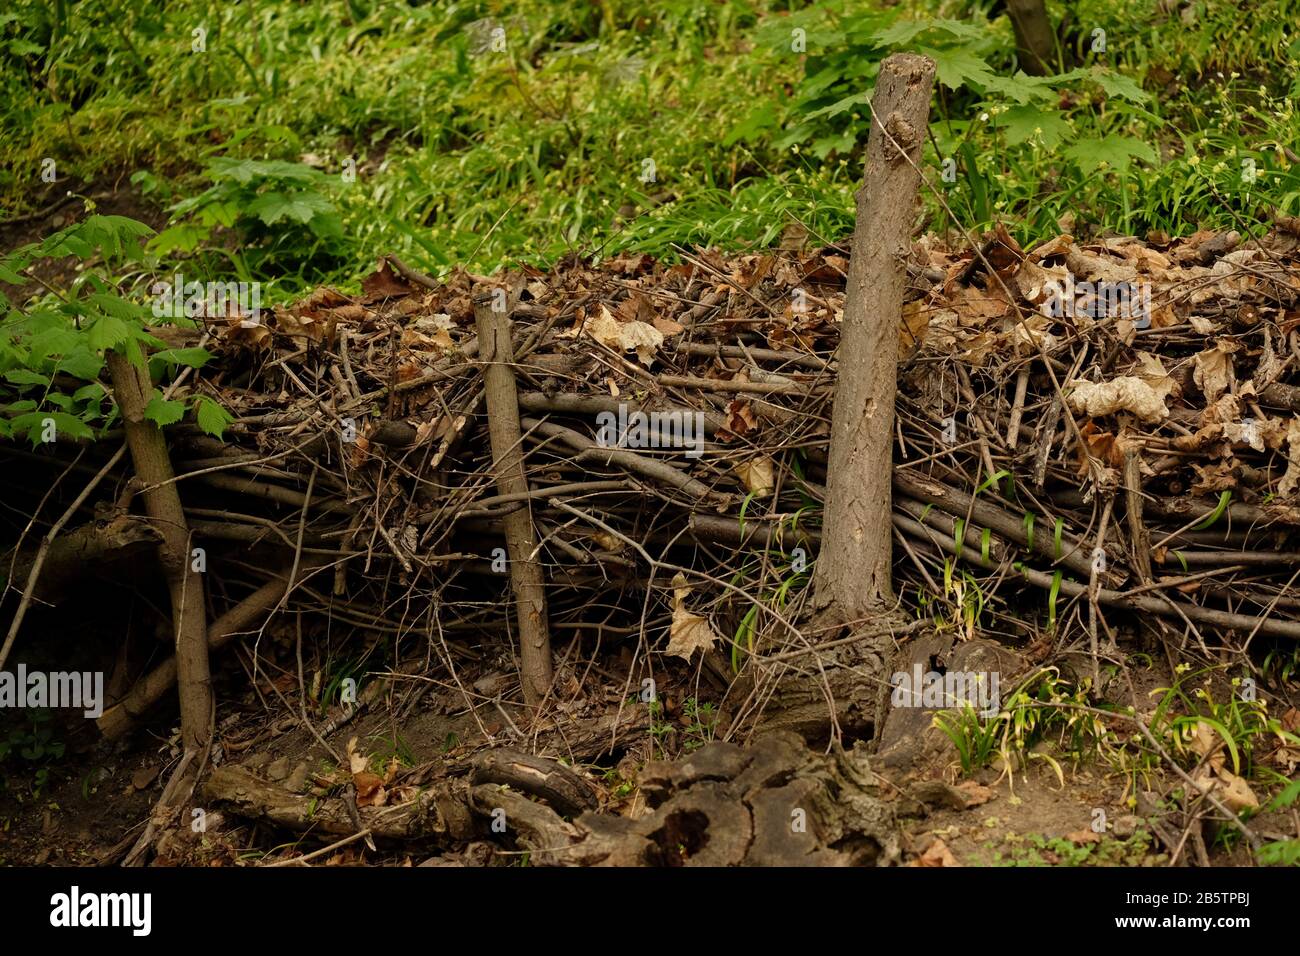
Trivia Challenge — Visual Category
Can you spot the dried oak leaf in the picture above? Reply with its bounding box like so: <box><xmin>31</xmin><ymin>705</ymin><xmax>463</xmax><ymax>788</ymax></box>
<box><xmin>564</xmin><ymin>304</ymin><xmax>663</xmax><ymax>366</ymax></box>
<box><xmin>1067</xmin><ymin>377</ymin><xmax>1170</xmax><ymax>423</ymax></box>
<box><xmin>665</xmin><ymin>572</ymin><xmax>723</xmax><ymax>661</ymax></box>
<box><xmin>909</xmin><ymin>837</ymin><xmax>960</xmax><ymax>867</ymax></box>
<box><xmin>1193</xmin><ymin>342</ymin><xmax>1239</xmax><ymax>404</ymax></box>
<box><xmin>1190</xmin><ymin>461</ymin><xmax>1238</xmax><ymax>496</ymax></box>
<box><xmin>734</xmin><ymin>456</ymin><xmax>775</xmax><ymax>496</ymax></box>
<box><xmin>1077</xmin><ymin>421</ymin><xmax>1133</xmax><ymax>471</ymax></box>
<box><xmin>721</xmin><ymin>399</ymin><xmax>758</xmax><ymax>440</ymax></box>
<box><xmin>1278</xmin><ymin>419</ymin><xmax>1300</xmax><ymax>497</ymax></box>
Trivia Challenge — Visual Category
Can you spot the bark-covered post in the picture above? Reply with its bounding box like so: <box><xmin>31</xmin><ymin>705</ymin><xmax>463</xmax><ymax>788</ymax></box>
<box><xmin>813</xmin><ymin>53</ymin><xmax>935</xmax><ymax>623</ymax></box>
<box><xmin>105</xmin><ymin>350</ymin><xmax>213</xmax><ymax>754</ymax></box>
<box><xmin>1007</xmin><ymin>0</ymin><xmax>1056</xmax><ymax>76</ymax></box>
<box><xmin>475</xmin><ymin>290</ymin><xmax>554</xmax><ymax>707</ymax></box>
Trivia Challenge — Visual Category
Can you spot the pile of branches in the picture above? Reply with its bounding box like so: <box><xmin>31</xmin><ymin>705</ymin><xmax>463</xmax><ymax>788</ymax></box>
<box><xmin>9</xmin><ymin>219</ymin><xmax>1300</xmax><ymax>739</ymax></box>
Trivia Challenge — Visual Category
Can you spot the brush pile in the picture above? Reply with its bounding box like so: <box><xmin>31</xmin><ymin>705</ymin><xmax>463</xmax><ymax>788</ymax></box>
<box><xmin>15</xmin><ymin>221</ymin><xmax>1300</xmax><ymax>734</ymax></box>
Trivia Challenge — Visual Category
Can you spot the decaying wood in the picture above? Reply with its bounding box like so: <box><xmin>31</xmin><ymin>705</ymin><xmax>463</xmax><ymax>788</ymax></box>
<box><xmin>209</xmin><ymin>733</ymin><xmax>900</xmax><ymax>867</ymax></box>
<box><xmin>3</xmin><ymin>513</ymin><xmax>160</xmax><ymax>604</ymax></box>
<box><xmin>203</xmin><ymin>765</ymin><xmax>472</xmax><ymax>841</ymax></box>
<box><xmin>470</xmin><ymin>749</ymin><xmax>601</xmax><ymax>818</ymax></box>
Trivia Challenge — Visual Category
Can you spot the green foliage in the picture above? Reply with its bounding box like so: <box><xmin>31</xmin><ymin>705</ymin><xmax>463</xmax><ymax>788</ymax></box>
<box><xmin>0</xmin><ymin>711</ymin><xmax>64</xmax><ymax>764</ymax></box>
<box><xmin>728</xmin><ymin>546</ymin><xmax>809</xmax><ymax>671</ymax></box>
<box><xmin>934</xmin><ymin>669</ymin><xmax>1116</xmax><ymax>778</ymax></box>
<box><xmin>156</xmin><ymin>158</ymin><xmax>346</xmax><ymax>274</ymax></box>
<box><xmin>5</xmin><ymin>0</ymin><xmax>1298</xmax><ymax>290</ymax></box>
<box><xmin>1258</xmin><ymin>778</ymin><xmax>1300</xmax><ymax>866</ymax></box>
<box><xmin>0</xmin><ymin>214</ymin><xmax>228</xmax><ymax>443</ymax></box>
<box><xmin>990</xmin><ymin>830</ymin><xmax>1163</xmax><ymax>867</ymax></box>
<box><xmin>770</xmin><ymin>2</ymin><xmax>1300</xmax><ymax>241</ymax></box>
<box><xmin>681</xmin><ymin>697</ymin><xmax>718</xmax><ymax>752</ymax></box>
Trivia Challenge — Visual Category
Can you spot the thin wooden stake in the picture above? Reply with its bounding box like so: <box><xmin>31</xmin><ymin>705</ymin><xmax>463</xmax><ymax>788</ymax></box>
<box><xmin>475</xmin><ymin>291</ymin><xmax>554</xmax><ymax>708</ymax></box>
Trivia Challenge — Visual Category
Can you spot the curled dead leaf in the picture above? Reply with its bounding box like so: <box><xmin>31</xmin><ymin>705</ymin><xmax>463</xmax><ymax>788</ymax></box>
<box><xmin>563</xmin><ymin>304</ymin><xmax>664</xmax><ymax>366</ymax></box>
<box><xmin>1067</xmin><ymin>377</ymin><xmax>1170</xmax><ymax>423</ymax></box>
<box><xmin>665</xmin><ymin>572</ymin><xmax>723</xmax><ymax>660</ymax></box>
<box><xmin>908</xmin><ymin>837</ymin><xmax>960</xmax><ymax>867</ymax></box>
<box><xmin>733</xmin><ymin>456</ymin><xmax>776</xmax><ymax>496</ymax></box>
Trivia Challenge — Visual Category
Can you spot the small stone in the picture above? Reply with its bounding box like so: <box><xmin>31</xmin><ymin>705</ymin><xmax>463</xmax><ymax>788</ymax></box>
<box><xmin>1113</xmin><ymin>814</ymin><xmax>1144</xmax><ymax>839</ymax></box>
<box><xmin>243</xmin><ymin>751</ymin><xmax>271</xmax><ymax>771</ymax></box>
<box><xmin>285</xmin><ymin>761</ymin><xmax>311</xmax><ymax>793</ymax></box>
<box><xmin>132</xmin><ymin>764</ymin><xmax>161</xmax><ymax>790</ymax></box>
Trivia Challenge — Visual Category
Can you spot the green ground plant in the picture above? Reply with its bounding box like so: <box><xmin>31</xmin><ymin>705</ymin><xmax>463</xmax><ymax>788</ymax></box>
<box><xmin>4</xmin><ymin>0</ymin><xmax>1298</xmax><ymax>292</ymax></box>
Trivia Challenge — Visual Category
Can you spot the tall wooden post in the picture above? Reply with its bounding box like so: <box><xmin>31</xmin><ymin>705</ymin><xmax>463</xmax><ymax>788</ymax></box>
<box><xmin>813</xmin><ymin>53</ymin><xmax>936</xmax><ymax>624</ymax></box>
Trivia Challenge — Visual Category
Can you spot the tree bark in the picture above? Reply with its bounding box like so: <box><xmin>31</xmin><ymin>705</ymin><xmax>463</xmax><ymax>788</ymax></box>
<box><xmin>474</xmin><ymin>293</ymin><xmax>554</xmax><ymax>708</ymax></box>
<box><xmin>105</xmin><ymin>351</ymin><xmax>212</xmax><ymax>753</ymax></box>
<box><xmin>812</xmin><ymin>52</ymin><xmax>935</xmax><ymax>623</ymax></box>
<box><xmin>3</xmin><ymin>514</ymin><xmax>160</xmax><ymax>605</ymax></box>
<box><xmin>1006</xmin><ymin>0</ymin><xmax>1056</xmax><ymax>76</ymax></box>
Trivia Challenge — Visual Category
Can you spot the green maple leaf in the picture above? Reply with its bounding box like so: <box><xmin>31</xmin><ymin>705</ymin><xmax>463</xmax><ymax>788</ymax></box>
<box><xmin>1090</xmin><ymin>67</ymin><xmax>1150</xmax><ymax>103</ymax></box>
<box><xmin>982</xmin><ymin>71</ymin><xmax>1057</xmax><ymax>104</ymax></box>
<box><xmin>247</xmin><ymin>190</ymin><xmax>334</xmax><ymax>226</ymax></box>
<box><xmin>996</xmin><ymin>106</ymin><xmax>1072</xmax><ymax>148</ymax></box>
<box><xmin>1064</xmin><ymin>136</ymin><xmax>1157</xmax><ymax>172</ymax></box>
<box><xmin>922</xmin><ymin>45</ymin><xmax>996</xmax><ymax>91</ymax></box>
<box><xmin>873</xmin><ymin>18</ymin><xmax>987</xmax><ymax>46</ymax></box>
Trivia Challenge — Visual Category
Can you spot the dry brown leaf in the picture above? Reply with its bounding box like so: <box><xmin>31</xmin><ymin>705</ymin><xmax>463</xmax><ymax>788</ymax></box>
<box><xmin>347</xmin><ymin>737</ymin><xmax>367</xmax><ymax>775</ymax></box>
<box><xmin>1067</xmin><ymin>377</ymin><xmax>1170</xmax><ymax>423</ymax></box>
<box><xmin>1188</xmin><ymin>720</ymin><xmax>1223</xmax><ymax>761</ymax></box>
<box><xmin>722</xmin><ymin>399</ymin><xmax>758</xmax><ymax>439</ymax></box>
<box><xmin>1190</xmin><ymin>461</ymin><xmax>1238</xmax><ymax>496</ymax></box>
<box><xmin>909</xmin><ymin>837</ymin><xmax>960</xmax><ymax>867</ymax></box>
<box><xmin>1066</xmin><ymin>829</ymin><xmax>1103</xmax><ymax>845</ymax></box>
<box><xmin>1078</xmin><ymin>421</ymin><xmax>1133</xmax><ymax>470</ymax></box>
<box><xmin>410</xmin><ymin>313</ymin><xmax>455</xmax><ymax>351</ymax></box>
<box><xmin>1132</xmin><ymin>351</ymin><xmax>1178</xmax><ymax>400</ymax></box>
<box><xmin>1028</xmin><ymin>234</ymin><xmax>1074</xmax><ymax>261</ymax></box>
<box><xmin>1065</xmin><ymin>247</ymin><xmax>1138</xmax><ymax>285</ymax></box>
<box><xmin>1014</xmin><ymin>258</ymin><xmax>1056</xmax><ymax>302</ymax></box>
<box><xmin>901</xmin><ymin>299</ymin><xmax>933</xmax><ymax>348</ymax></box>
<box><xmin>1193</xmin><ymin>342</ymin><xmax>1238</xmax><ymax>404</ymax></box>
<box><xmin>565</xmin><ymin>304</ymin><xmax>664</xmax><ymax>366</ymax></box>
<box><xmin>953</xmin><ymin>780</ymin><xmax>994</xmax><ymax>808</ymax></box>
<box><xmin>652</xmin><ymin>315</ymin><xmax>685</xmax><ymax>337</ymax></box>
<box><xmin>223</xmin><ymin>314</ymin><xmax>273</xmax><ymax>349</ymax></box>
<box><xmin>362</xmin><ymin>259</ymin><xmax>417</xmax><ymax>301</ymax></box>
<box><xmin>1279</xmin><ymin>419</ymin><xmax>1300</xmax><ymax>497</ymax></box>
<box><xmin>591</xmin><ymin>530</ymin><xmax>622</xmax><ymax>552</ymax></box>
<box><xmin>1215</xmin><ymin>769</ymin><xmax>1260</xmax><ymax>813</ymax></box>
<box><xmin>665</xmin><ymin>572</ymin><xmax>722</xmax><ymax>660</ymax></box>
<box><xmin>1283</xmin><ymin>708</ymin><xmax>1300</xmax><ymax>734</ymax></box>
<box><xmin>354</xmin><ymin>771</ymin><xmax>385</xmax><ymax>806</ymax></box>
<box><xmin>734</xmin><ymin>456</ymin><xmax>775</xmax><ymax>496</ymax></box>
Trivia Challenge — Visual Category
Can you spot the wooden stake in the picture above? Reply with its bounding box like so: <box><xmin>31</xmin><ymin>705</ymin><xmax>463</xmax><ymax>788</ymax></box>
<box><xmin>105</xmin><ymin>350</ymin><xmax>212</xmax><ymax>754</ymax></box>
<box><xmin>813</xmin><ymin>52</ymin><xmax>936</xmax><ymax>622</ymax></box>
<box><xmin>475</xmin><ymin>292</ymin><xmax>554</xmax><ymax>707</ymax></box>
